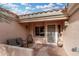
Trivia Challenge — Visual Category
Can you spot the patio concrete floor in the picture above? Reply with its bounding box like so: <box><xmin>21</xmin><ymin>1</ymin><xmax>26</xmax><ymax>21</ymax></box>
<box><xmin>33</xmin><ymin>44</ymin><xmax>67</xmax><ymax>56</ymax></box>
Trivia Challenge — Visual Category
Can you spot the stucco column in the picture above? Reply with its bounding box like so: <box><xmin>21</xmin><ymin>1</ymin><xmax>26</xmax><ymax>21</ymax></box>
<box><xmin>55</xmin><ymin>24</ymin><xmax>58</xmax><ymax>43</ymax></box>
<box><xmin>45</xmin><ymin>22</ymin><xmax>47</xmax><ymax>44</ymax></box>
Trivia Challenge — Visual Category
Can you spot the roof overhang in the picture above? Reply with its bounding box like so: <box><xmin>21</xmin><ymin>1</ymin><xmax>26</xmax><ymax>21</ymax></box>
<box><xmin>0</xmin><ymin>8</ymin><xmax>18</xmax><ymax>21</ymax></box>
<box><xmin>67</xmin><ymin>4</ymin><xmax>79</xmax><ymax>16</ymax></box>
<box><xmin>19</xmin><ymin>15</ymin><xmax>68</xmax><ymax>23</ymax></box>
<box><xmin>0</xmin><ymin>8</ymin><xmax>17</xmax><ymax>18</ymax></box>
<box><xmin>19</xmin><ymin>10</ymin><xmax>68</xmax><ymax>23</ymax></box>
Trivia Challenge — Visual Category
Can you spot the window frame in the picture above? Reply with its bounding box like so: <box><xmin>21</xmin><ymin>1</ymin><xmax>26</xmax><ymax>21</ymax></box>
<box><xmin>34</xmin><ymin>26</ymin><xmax>45</xmax><ymax>37</ymax></box>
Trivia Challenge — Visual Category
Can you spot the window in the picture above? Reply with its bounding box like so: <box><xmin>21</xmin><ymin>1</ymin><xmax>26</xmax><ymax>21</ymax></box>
<box><xmin>58</xmin><ymin>25</ymin><xmax>61</xmax><ymax>33</ymax></box>
<box><xmin>58</xmin><ymin>25</ymin><xmax>62</xmax><ymax>37</ymax></box>
<box><xmin>35</xmin><ymin>26</ymin><xmax>45</xmax><ymax>36</ymax></box>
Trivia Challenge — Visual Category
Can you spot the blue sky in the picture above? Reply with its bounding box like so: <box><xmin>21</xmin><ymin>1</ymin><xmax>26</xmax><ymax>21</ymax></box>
<box><xmin>0</xmin><ymin>3</ymin><xmax>66</xmax><ymax>15</ymax></box>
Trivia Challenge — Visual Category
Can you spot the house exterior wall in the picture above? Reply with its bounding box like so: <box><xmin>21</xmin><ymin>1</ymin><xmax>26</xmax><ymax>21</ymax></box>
<box><xmin>63</xmin><ymin>4</ymin><xmax>79</xmax><ymax>56</ymax></box>
<box><xmin>24</xmin><ymin>20</ymin><xmax>64</xmax><ymax>44</ymax></box>
<box><xmin>0</xmin><ymin>20</ymin><xmax>27</xmax><ymax>43</ymax></box>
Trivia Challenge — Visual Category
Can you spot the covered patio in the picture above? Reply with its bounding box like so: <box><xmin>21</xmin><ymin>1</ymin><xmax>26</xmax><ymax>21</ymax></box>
<box><xmin>19</xmin><ymin>10</ymin><xmax>67</xmax><ymax>47</ymax></box>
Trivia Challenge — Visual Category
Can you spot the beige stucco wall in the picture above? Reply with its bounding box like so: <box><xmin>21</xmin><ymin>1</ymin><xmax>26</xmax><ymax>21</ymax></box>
<box><xmin>0</xmin><ymin>20</ymin><xmax>27</xmax><ymax>43</ymax></box>
<box><xmin>63</xmin><ymin>5</ymin><xmax>79</xmax><ymax>56</ymax></box>
<box><xmin>0</xmin><ymin>44</ymin><xmax>33</xmax><ymax>56</ymax></box>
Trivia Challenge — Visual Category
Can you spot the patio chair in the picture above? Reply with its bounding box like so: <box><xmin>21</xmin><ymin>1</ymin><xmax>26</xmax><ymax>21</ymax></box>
<box><xmin>26</xmin><ymin>34</ymin><xmax>34</xmax><ymax>48</ymax></box>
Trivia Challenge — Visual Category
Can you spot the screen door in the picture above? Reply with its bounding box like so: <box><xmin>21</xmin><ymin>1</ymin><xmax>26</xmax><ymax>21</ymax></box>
<box><xmin>47</xmin><ymin>25</ymin><xmax>56</xmax><ymax>43</ymax></box>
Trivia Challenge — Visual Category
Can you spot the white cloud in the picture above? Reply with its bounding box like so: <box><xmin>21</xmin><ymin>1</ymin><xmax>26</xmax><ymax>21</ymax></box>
<box><xmin>25</xmin><ymin>7</ymin><xmax>31</xmax><ymax>10</ymax></box>
<box><xmin>32</xmin><ymin>8</ymin><xmax>35</xmax><ymax>10</ymax></box>
<box><xmin>55</xmin><ymin>3</ymin><xmax>64</xmax><ymax>6</ymax></box>
<box><xmin>35</xmin><ymin>3</ymin><xmax>65</xmax><ymax>11</ymax></box>
<box><xmin>36</xmin><ymin>3</ymin><xmax>55</xmax><ymax>11</ymax></box>
<box><xmin>20</xmin><ymin>3</ymin><xmax>28</xmax><ymax>5</ymax></box>
<box><xmin>23</xmin><ymin>10</ymin><xmax>32</xmax><ymax>14</ymax></box>
<box><xmin>17</xmin><ymin>10</ymin><xmax>32</xmax><ymax>15</ymax></box>
<box><xmin>20</xmin><ymin>3</ymin><xmax>31</xmax><ymax>6</ymax></box>
<box><xmin>54</xmin><ymin>3</ymin><xmax>65</xmax><ymax>9</ymax></box>
<box><xmin>47</xmin><ymin>3</ymin><xmax>55</xmax><ymax>7</ymax></box>
<box><xmin>36</xmin><ymin>3</ymin><xmax>55</xmax><ymax>9</ymax></box>
<box><xmin>36</xmin><ymin>4</ymin><xmax>48</xmax><ymax>9</ymax></box>
<box><xmin>11</xmin><ymin>7</ymin><xmax>32</xmax><ymax>15</ymax></box>
<box><xmin>53</xmin><ymin>6</ymin><xmax>60</xmax><ymax>9</ymax></box>
<box><xmin>1</xmin><ymin>3</ymin><xmax>32</xmax><ymax>15</ymax></box>
<box><xmin>2</xmin><ymin>3</ymin><xmax>19</xmax><ymax>8</ymax></box>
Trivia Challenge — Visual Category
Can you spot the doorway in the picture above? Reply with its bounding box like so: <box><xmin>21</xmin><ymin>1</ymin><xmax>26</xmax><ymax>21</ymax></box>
<box><xmin>47</xmin><ymin>25</ymin><xmax>58</xmax><ymax>43</ymax></box>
